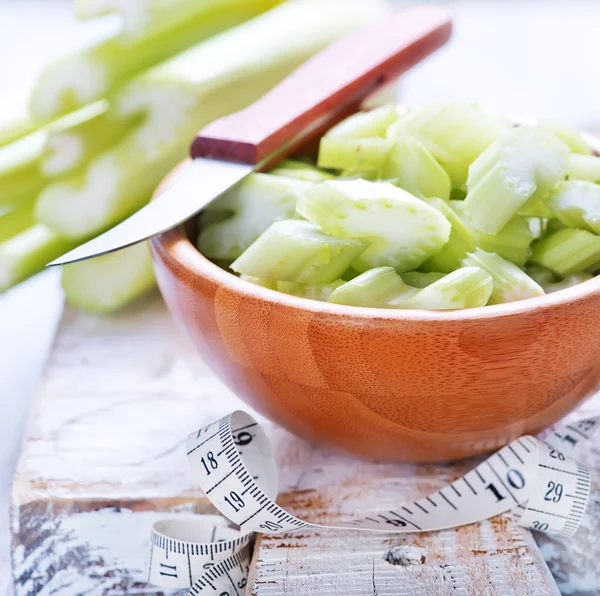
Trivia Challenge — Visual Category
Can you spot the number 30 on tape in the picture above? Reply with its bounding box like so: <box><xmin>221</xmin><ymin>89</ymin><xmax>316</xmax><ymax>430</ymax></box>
<box><xmin>147</xmin><ymin>411</ymin><xmax>597</xmax><ymax>595</ymax></box>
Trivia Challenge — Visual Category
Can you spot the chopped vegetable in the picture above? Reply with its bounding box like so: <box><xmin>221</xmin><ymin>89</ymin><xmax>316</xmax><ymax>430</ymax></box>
<box><xmin>400</xmin><ymin>271</ymin><xmax>445</xmax><ymax>288</ymax></box>
<box><xmin>567</xmin><ymin>154</ymin><xmax>600</xmax><ymax>183</ymax></box>
<box><xmin>538</xmin><ymin>119</ymin><xmax>592</xmax><ymax>155</ymax></box>
<box><xmin>296</xmin><ymin>179</ymin><xmax>451</xmax><ymax>272</ymax></box>
<box><xmin>278</xmin><ymin>279</ymin><xmax>344</xmax><ymax>301</ymax></box>
<box><xmin>541</xmin><ymin>272</ymin><xmax>594</xmax><ymax>294</ymax></box>
<box><xmin>325</xmin><ymin>105</ymin><xmax>400</xmax><ymax>140</ymax></box>
<box><xmin>0</xmin><ymin>203</ymin><xmax>36</xmax><ymax>243</ymax></box>
<box><xmin>317</xmin><ymin>137</ymin><xmax>394</xmax><ymax>172</ymax></box>
<box><xmin>269</xmin><ymin>159</ymin><xmax>335</xmax><ymax>183</ymax></box>
<box><xmin>231</xmin><ymin>219</ymin><xmax>369</xmax><ymax>283</ymax></box>
<box><xmin>545</xmin><ymin>180</ymin><xmax>600</xmax><ymax>234</ymax></box>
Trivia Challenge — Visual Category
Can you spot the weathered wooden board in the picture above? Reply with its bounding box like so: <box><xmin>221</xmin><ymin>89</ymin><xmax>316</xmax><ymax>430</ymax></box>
<box><xmin>10</xmin><ymin>296</ymin><xmax>594</xmax><ymax>595</ymax></box>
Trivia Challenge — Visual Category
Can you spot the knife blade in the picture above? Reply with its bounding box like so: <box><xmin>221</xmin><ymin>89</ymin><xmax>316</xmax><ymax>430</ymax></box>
<box><xmin>50</xmin><ymin>5</ymin><xmax>452</xmax><ymax>267</ymax></box>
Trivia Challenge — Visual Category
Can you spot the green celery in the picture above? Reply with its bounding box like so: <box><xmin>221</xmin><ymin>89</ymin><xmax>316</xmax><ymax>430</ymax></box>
<box><xmin>317</xmin><ymin>137</ymin><xmax>394</xmax><ymax>172</ymax></box>
<box><xmin>268</xmin><ymin>159</ymin><xmax>335</xmax><ymax>183</ymax></box>
<box><xmin>530</xmin><ymin>228</ymin><xmax>600</xmax><ymax>276</ymax></box>
<box><xmin>0</xmin><ymin>203</ymin><xmax>36</xmax><ymax>243</ymax></box>
<box><xmin>464</xmin><ymin>127</ymin><xmax>570</xmax><ymax>234</ymax></box>
<box><xmin>538</xmin><ymin>119</ymin><xmax>592</xmax><ymax>155</ymax></box>
<box><xmin>296</xmin><ymin>179</ymin><xmax>451</xmax><ymax>273</ymax></box>
<box><xmin>325</xmin><ymin>105</ymin><xmax>400</xmax><ymax>140</ymax></box>
<box><xmin>277</xmin><ymin>279</ymin><xmax>344</xmax><ymax>301</ymax></box>
<box><xmin>462</xmin><ymin>248</ymin><xmax>544</xmax><ymax>304</ymax></box>
<box><xmin>383</xmin><ymin>133</ymin><xmax>451</xmax><ymax>200</ymax></box>
<box><xmin>62</xmin><ymin>242</ymin><xmax>157</xmax><ymax>313</ymax></box>
<box><xmin>400</xmin><ymin>271</ymin><xmax>445</xmax><ymax>288</ymax></box>
<box><xmin>231</xmin><ymin>219</ymin><xmax>368</xmax><ymax>283</ymax></box>
<box><xmin>524</xmin><ymin>264</ymin><xmax>558</xmax><ymax>286</ymax></box>
<box><xmin>239</xmin><ymin>274</ymin><xmax>278</xmax><ymax>290</ymax></box>
<box><xmin>0</xmin><ymin>104</ymin><xmax>38</xmax><ymax>148</ymax></box>
<box><xmin>545</xmin><ymin>180</ymin><xmax>600</xmax><ymax>233</ymax></box>
<box><xmin>567</xmin><ymin>154</ymin><xmax>600</xmax><ymax>183</ymax></box>
<box><xmin>542</xmin><ymin>272</ymin><xmax>595</xmax><ymax>293</ymax></box>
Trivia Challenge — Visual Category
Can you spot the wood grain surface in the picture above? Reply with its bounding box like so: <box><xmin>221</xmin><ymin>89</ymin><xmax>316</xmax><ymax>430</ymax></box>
<box><xmin>11</xmin><ymin>297</ymin><xmax>587</xmax><ymax>595</ymax></box>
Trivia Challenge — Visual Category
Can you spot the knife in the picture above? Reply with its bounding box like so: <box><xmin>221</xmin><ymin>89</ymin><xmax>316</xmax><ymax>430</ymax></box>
<box><xmin>49</xmin><ymin>5</ymin><xmax>452</xmax><ymax>266</ymax></box>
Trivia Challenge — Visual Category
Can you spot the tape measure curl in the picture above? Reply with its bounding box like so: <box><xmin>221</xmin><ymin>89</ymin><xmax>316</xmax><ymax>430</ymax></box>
<box><xmin>148</xmin><ymin>411</ymin><xmax>597</xmax><ymax>595</ymax></box>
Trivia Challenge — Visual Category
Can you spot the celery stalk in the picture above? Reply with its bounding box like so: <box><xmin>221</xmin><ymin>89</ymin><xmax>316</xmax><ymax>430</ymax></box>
<box><xmin>328</xmin><ymin>266</ymin><xmax>415</xmax><ymax>308</ymax></box>
<box><xmin>464</xmin><ymin>127</ymin><xmax>570</xmax><ymax>234</ymax></box>
<box><xmin>325</xmin><ymin>105</ymin><xmax>400</xmax><ymax>140</ymax></box>
<box><xmin>462</xmin><ymin>248</ymin><xmax>544</xmax><ymax>304</ymax></box>
<box><xmin>197</xmin><ymin>173</ymin><xmax>313</xmax><ymax>261</ymax></box>
<box><xmin>530</xmin><ymin>228</ymin><xmax>600</xmax><ymax>276</ymax></box>
<box><xmin>400</xmin><ymin>271</ymin><xmax>445</xmax><ymax>288</ymax></box>
<box><xmin>567</xmin><ymin>154</ymin><xmax>600</xmax><ymax>183</ymax></box>
<box><xmin>525</xmin><ymin>264</ymin><xmax>558</xmax><ymax>286</ymax></box>
<box><xmin>317</xmin><ymin>137</ymin><xmax>394</xmax><ymax>172</ymax></box>
<box><xmin>0</xmin><ymin>224</ymin><xmax>77</xmax><ymax>292</ymax></box>
<box><xmin>30</xmin><ymin>0</ymin><xmax>284</xmax><ymax>120</ymax></box>
<box><xmin>277</xmin><ymin>279</ymin><xmax>344</xmax><ymax>301</ymax></box>
<box><xmin>542</xmin><ymin>272</ymin><xmax>594</xmax><ymax>293</ymax></box>
<box><xmin>0</xmin><ymin>203</ymin><xmax>36</xmax><ymax>243</ymax></box>
<box><xmin>231</xmin><ymin>220</ymin><xmax>369</xmax><ymax>283</ymax></box>
<box><xmin>62</xmin><ymin>243</ymin><xmax>156</xmax><ymax>312</ymax></box>
<box><xmin>383</xmin><ymin>133</ymin><xmax>451</xmax><ymax>200</ymax></box>
<box><xmin>296</xmin><ymin>179</ymin><xmax>451</xmax><ymax>273</ymax></box>
<box><xmin>538</xmin><ymin>119</ymin><xmax>592</xmax><ymax>155</ymax></box>
<box><xmin>545</xmin><ymin>180</ymin><xmax>600</xmax><ymax>234</ymax></box>
<box><xmin>388</xmin><ymin>102</ymin><xmax>511</xmax><ymax>189</ymax></box>
<box><xmin>400</xmin><ymin>267</ymin><xmax>493</xmax><ymax>310</ymax></box>
<box><xmin>269</xmin><ymin>159</ymin><xmax>335</xmax><ymax>183</ymax></box>
<box><xmin>36</xmin><ymin>0</ymin><xmax>384</xmax><ymax>240</ymax></box>
<box><xmin>239</xmin><ymin>274</ymin><xmax>278</xmax><ymax>290</ymax></box>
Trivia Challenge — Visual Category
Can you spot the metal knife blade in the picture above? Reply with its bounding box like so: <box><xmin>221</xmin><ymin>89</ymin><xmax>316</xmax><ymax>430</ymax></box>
<box><xmin>48</xmin><ymin>158</ymin><xmax>253</xmax><ymax>266</ymax></box>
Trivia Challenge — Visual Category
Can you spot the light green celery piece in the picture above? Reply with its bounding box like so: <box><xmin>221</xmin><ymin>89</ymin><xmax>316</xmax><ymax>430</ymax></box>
<box><xmin>240</xmin><ymin>274</ymin><xmax>278</xmax><ymax>290</ymax></box>
<box><xmin>325</xmin><ymin>105</ymin><xmax>400</xmax><ymax>140</ymax></box>
<box><xmin>475</xmin><ymin>216</ymin><xmax>534</xmax><ymax>267</ymax></box>
<box><xmin>538</xmin><ymin>119</ymin><xmax>592</xmax><ymax>155</ymax></box>
<box><xmin>400</xmin><ymin>271</ymin><xmax>445</xmax><ymax>288</ymax></box>
<box><xmin>0</xmin><ymin>203</ymin><xmax>36</xmax><ymax>243</ymax></box>
<box><xmin>42</xmin><ymin>100</ymin><xmax>138</xmax><ymax>177</ymax></box>
<box><xmin>317</xmin><ymin>137</ymin><xmax>394</xmax><ymax>172</ymax></box>
<box><xmin>526</xmin><ymin>217</ymin><xmax>545</xmax><ymax>240</ymax></box>
<box><xmin>328</xmin><ymin>266</ymin><xmax>415</xmax><ymax>308</ymax></box>
<box><xmin>278</xmin><ymin>279</ymin><xmax>344</xmax><ymax>301</ymax></box>
<box><xmin>198</xmin><ymin>173</ymin><xmax>312</xmax><ymax>260</ymax></box>
<box><xmin>462</xmin><ymin>248</ymin><xmax>544</xmax><ymax>304</ymax></box>
<box><xmin>36</xmin><ymin>0</ymin><xmax>384</xmax><ymax>239</ymax></box>
<box><xmin>0</xmin><ymin>103</ymin><xmax>38</xmax><ymax>148</ymax></box>
<box><xmin>383</xmin><ymin>133</ymin><xmax>451</xmax><ymax>200</ymax></box>
<box><xmin>524</xmin><ymin>264</ymin><xmax>558</xmax><ymax>286</ymax></box>
<box><xmin>269</xmin><ymin>159</ymin><xmax>335</xmax><ymax>183</ymax></box>
<box><xmin>545</xmin><ymin>180</ymin><xmax>600</xmax><ymax>234</ymax></box>
<box><xmin>420</xmin><ymin>197</ymin><xmax>475</xmax><ymax>273</ymax></box>
<box><xmin>542</xmin><ymin>272</ymin><xmax>595</xmax><ymax>293</ymax></box>
<box><xmin>0</xmin><ymin>224</ymin><xmax>77</xmax><ymax>292</ymax></box>
<box><xmin>465</xmin><ymin>127</ymin><xmax>570</xmax><ymax>234</ymax></box>
<box><xmin>338</xmin><ymin>168</ymin><xmax>380</xmax><ymax>181</ymax></box>
<box><xmin>517</xmin><ymin>200</ymin><xmax>554</xmax><ymax>218</ymax></box>
<box><xmin>62</xmin><ymin>242</ymin><xmax>156</xmax><ymax>313</ymax></box>
<box><xmin>530</xmin><ymin>228</ymin><xmax>600</xmax><ymax>276</ymax></box>
<box><xmin>400</xmin><ymin>267</ymin><xmax>493</xmax><ymax>310</ymax></box>
<box><xmin>567</xmin><ymin>154</ymin><xmax>600</xmax><ymax>183</ymax></box>
<box><xmin>388</xmin><ymin>102</ymin><xmax>511</xmax><ymax>189</ymax></box>
<box><xmin>30</xmin><ymin>0</ymin><xmax>284</xmax><ymax>120</ymax></box>
<box><xmin>0</xmin><ymin>130</ymin><xmax>47</xmax><ymax>205</ymax></box>
<box><xmin>231</xmin><ymin>219</ymin><xmax>368</xmax><ymax>283</ymax></box>
<box><xmin>297</xmin><ymin>179</ymin><xmax>451</xmax><ymax>273</ymax></box>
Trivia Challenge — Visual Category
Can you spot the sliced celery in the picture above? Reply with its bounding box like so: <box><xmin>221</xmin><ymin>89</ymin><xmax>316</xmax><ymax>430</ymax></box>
<box><xmin>36</xmin><ymin>0</ymin><xmax>381</xmax><ymax>239</ymax></box>
<box><xmin>328</xmin><ymin>266</ymin><xmax>414</xmax><ymax>308</ymax></box>
<box><xmin>383</xmin><ymin>133</ymin><xmax>451</xmax><ymax>200</ymax></box>
<box><xmin>462</xmin><ymin>248</ymin><xmax>544</xmax><ymax>304</ymax></box>
<box><xmin>388</xmin><ymin>102</ymin><xmax>511</xmax><ymax>189</ymax></box>
<box><xmin>525</xmin><ymin>264</ymin><xmax>558</xmax><ymax>287</ymax></box>
<box><xmin>0</xmin><ymin>224</ymin><xmax>77</xmax><ymax>292</ymax></box>
<box><xmin>317</xmin><ymin>137</ymin><xmax>394</xmax><ymax>172</ymax></box>
<box><xmin>400</xmin><ymin>267</ymin><xmax>493</xmax><ymax>310</ymax></box>
<box><xmin>530</xmin><ymin>228</ymin><xmax>600</xmax><ymax>276</ymax></box>
<box><xmin>269</xmin><ymin>159</ymin><xmax>335</xmax><ymax>183</ymax></box>
<box><xmin>545</xmin><ymin>180</ymin><xmax>600</xmax><ymax>234</ymax></box>
<box><xmin>0</xmin><ymin>203</ymin><xmax>36</xmax><ymax>243</ymax></box>
<box><xmin>476</xmin><ymin>216</ymin><xmax>534</xmax><ymax>267</ymax></box>
<box><xmin>538</xmin><ymin>119</ymin><xmax>592</xmax><ymax>155</ymax></box>
<box><xmin>277</xmin><ymin>279</ymin><xmax>344</xmax><ymax>301</ymax></box>
<box><xmin>567</xmin><ymin>154</ymin><xmax>600</xmax><ymax>183</ymax></box>
<box><xmin>400</xmin><ymin>271</ymin><xmax>445</xmax><ymax>288</ymax></box>
<box><xmin>420</xmin><ymin>197</ymin><xmax>475</xmax><ymax>273</ymax></box>
<box><xmin>542</xmin><ymin>272</ymin><xmax>594</xmax><ymax>293</ymax></box>
<box><xmin>198</xmin><ymin>173</ymin><xmax>313</xmax><ymax>260</ymax></box>
<box><xmin>231</xmin><ymin>220</ymin><xmax>368</xmax><ymax>283</ymax></box>
<box><xmin>62</xmin><ymin>242</ymin><xmax>156</xmax><ymax>313</ymax></box>
<box><xmin>464</xmin><ymin>127</ymin><xmax>569</xmax><ymax>234</ymax></box>
<box><xmin>325</xmin><ymin>105</ymin><xmax>400</xmax><ymax>140</ymax></box>
<box><xmin>239</xmin><ymin>274</ymin><xmax>278</xmax><ymax>290</ymax></box>
<box><xmin>0</xmin><ymin>104</ymin><xmax>37</xmax><ymax>148</ymax></box>
<box><xmin>296</xmin><ymin>179</ymin><xmax>451</xmax><ymax>273</ymax></box>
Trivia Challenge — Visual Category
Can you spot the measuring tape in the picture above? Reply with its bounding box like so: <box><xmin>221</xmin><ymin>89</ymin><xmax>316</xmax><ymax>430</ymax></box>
<box><xmin>147</xmin><ymin>410</ymin><xmax>598</xmax><ymax>594</ymax></box>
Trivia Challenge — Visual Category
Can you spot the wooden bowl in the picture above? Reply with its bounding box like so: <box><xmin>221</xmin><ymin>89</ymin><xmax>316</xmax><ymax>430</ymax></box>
<box><xmin>150</xmin><ymin>165</ymin><xmax>600</xmax><ymax>463</ymax></box>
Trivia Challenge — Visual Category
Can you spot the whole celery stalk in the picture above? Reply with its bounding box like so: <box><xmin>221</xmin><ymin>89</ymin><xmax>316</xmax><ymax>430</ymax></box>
<box><xmin>36</xmin><ymin>0</ymin><xmax>386</xmax><ymax>240</ymax></box>
<box><xmin>30</xmin><ymin>0</ymin><xmax>284</xmax><ymax>120</ymax></box>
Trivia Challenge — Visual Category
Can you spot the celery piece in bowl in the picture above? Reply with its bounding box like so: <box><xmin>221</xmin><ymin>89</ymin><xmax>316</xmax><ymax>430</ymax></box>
<box><xmin>542</xmin><ymin>272</ymin><xmax>595</xmax><ymax>293</ymax></box>
<box><xmin>62</xmin><ymin>242</ymin><xmax>156</xmax><ymax>313</ymax></box>
<box><xmin>325</xmin><ymin>105</ymin><xmax>400</xmax><ymax>140</ymax></box>
<box><xmin>545</xmin><ymin>180</ymin><xmax>600</xmax><ymax>233</ymax></box>
<box><xmin>239</xmin><ymin>274</ymin><xmax>278</xmax><ymax>290</ymax></box>
<box><xmin>538</xmin><ymin>119</ymin><xmax>592</xmax><ymax>155</ymax></box>
<box><xmin>278</xmin><ymin>279</ymin><xmax>344</xmax><ymax>302</ymax></box>
<box><xmin>400</xmin><ymin>267</ymin><xmax>493</xmax><ymax>310</ymax></box>
<box><xmin>328</xmin><ymin>266</ymin><xmax>414</xmax><ymax>308</ymax></box>
<box><xmin>530</xmin><ymin>228</ymin><xmax>600</xmax><ymax>276</ymax></box>
<box><xmin>525</xmin><ymin>264</ymin><xmax>558</xmax><ymax>287</ymax></box>
<box><xmin>383</xmin><ymin>133</ymin><xmax>451</xmax><ymax>200</ymax></box>
<box><xmin>567</xmin><ymin>154</ymin><xmax>600</xmax><ymax>183</ymax></box>
<box><xmin>198</xmin><ymin>173</ymin><xmax>313</xmax><ymax>261</ymax></box>
<box><xmin>231</xmin><ymin>220</ymin><xmax>368</xmax><ymax>283</ymax></box>
<box><xmin>462</xmin><ymin>248</ymin><xmax>544</xmax><ymax>304</ymax></box>
<box><xmin>317</xmin><ymin>137</ymin><xmax>394</xmax><ymax>172</ymax></box>
<box><xmin>400</xmin><ymin>271</ymin><xmax>445</xmax><ymax>288</ymax></box>
<box><xmin>297</xmin><ymin>179</ymin><xmax>451</xmax><ymax>273</ymax></box>
<box><xmin>269</xmin><ymin>159</ymin><xmax>335</xmax><ymax>183</ymax></box>
<box><xmin>464</xmin><ymin>127</ymin><xmax>570</xmax><ymax>235</ymax></box>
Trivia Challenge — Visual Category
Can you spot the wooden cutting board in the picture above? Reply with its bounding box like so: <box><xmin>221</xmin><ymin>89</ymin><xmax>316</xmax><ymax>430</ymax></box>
<box><xmin>10</xmin><ymin>295</ymin><xmax>599</xmax><ymax>595</ymax></box>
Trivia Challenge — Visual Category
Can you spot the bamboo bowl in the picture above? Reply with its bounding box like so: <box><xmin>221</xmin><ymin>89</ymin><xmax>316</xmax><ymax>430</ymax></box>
<box><xmin>150</xmin><ymin>165</ymin><xmax>600</xmax><ymax>463</ymax></box>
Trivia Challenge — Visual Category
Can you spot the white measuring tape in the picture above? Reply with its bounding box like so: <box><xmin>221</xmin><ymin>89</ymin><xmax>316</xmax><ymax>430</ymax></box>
<box><xmin>147</xmin><ymin>411</ymin><xmax>598</xmax><ymax>594</ymax></box>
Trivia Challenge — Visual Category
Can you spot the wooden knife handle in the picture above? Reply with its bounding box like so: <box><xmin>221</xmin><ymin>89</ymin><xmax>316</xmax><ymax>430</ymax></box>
<box><xmin>191</xmin><ymin>5</ymin><xmax>452</xmax><ymax>165</ymax></box>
